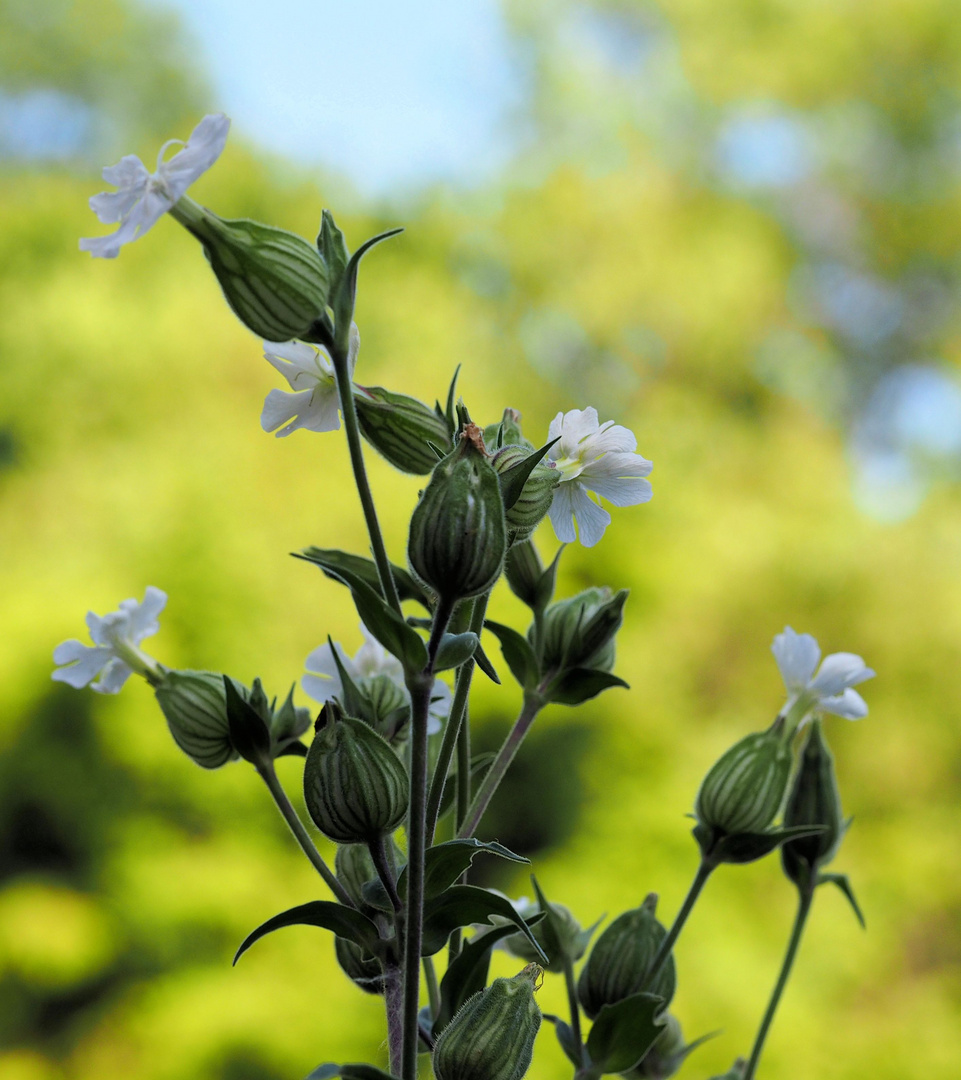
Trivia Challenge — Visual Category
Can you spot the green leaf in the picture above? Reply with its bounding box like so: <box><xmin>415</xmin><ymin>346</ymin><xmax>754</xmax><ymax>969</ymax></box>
<box><xmin>543</xmin><ymin>1015</ymin><xmax>583</xmax><ymax>1068</ymax></box>
<box><xmin>472</xmin><ymin>640</ymin><xmax>500</xmax><ymax>683</ymax></box>
<box><xmin>444</xmin><ymin>366</ymin><xmax>461</xmax><ymax>439</ymax></box>
<box><xmin>434</xmin><ymin>632</ymin><xmax>479</xmax><ymax>672</ymax></box>
<box><xmin>546</xmin><ymin>668</ymin><xmax>629</xmax><ymax>706</ymax></box>
<box><xmin>576</xmin><ymin>590</ymin><xmax>628</xmax><ymax>666</ymax></box>
<box><xmin>434</xmin><ymin>921</ymin><xmax>520</xmax><ymax>1033</ymax></box>
<box><xmin>484</xmin><ymin>619</ymin><xmax>538</xmax><ymax>688</ymax></box>
<box><xmin>306</xmin><ymin>1065</ymin><xmax>398</xmax><ymax>1080</ymax></box>
<box><xmin>498</xmin><ymin>437</ymin><xmax>560</xmax><ymax>510</ymax></box>
<box><xmin>316</xmin><ymin>209</ymin><xmax>349</xmax><ymax>297</ymax></box>
<box><xmin>233</xmin><ymin>901</ymin><xmax>382</xmax><ymax>965</ymax></box>
<box><xmin>332</xmin><ymin>227</ymin><xmax>403</xmax><ymax>348</ymax></box>
<box><xmin>708</xmin><ymin>824</ymin><xmax>827</xmax><ymax>865</ymax></box>
<box><xmin>223</xmin><ymin>677</ymin><xmax>271</xmax><ymax>766</ymax></box>
<box><xmin>421</xmin><ymin>885</ymin><xmax>548</xmax><ymax>960</ymax></box>
<box><xmin>585</xmin><ymin>993</ymin><xmax>665</xmax><ymax>1074</ymax></box>
<box><xmin>297</xmin><ymin>547</ymin><xmax>430</xmax><ymax>608</ymax></box>
<box><xmin>397</xmin><ymin>839</ymin><xmax>528</xmax><ymax>901</ymax></box>
<box><xmin>818</xmin><ymin>872</ymin><xmax>866</xmax><ymax>928</ymax></box>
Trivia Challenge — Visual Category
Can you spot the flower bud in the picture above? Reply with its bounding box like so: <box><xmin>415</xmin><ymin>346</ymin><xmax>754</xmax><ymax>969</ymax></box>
<box><xmin>502</xmin><ymin>899</ymin><xmax>589</xmax><ymax>968</ymax></box>
<box><xmin>334</xmin><ymin>842</ymin><xmax>380</xmax><ymax>910</ymax></box>
<box><xmin>694</xmin><ymin>721</ymin><xmax>792</xmax><ymax>836</ymax></box>
<box><xmin>537</xmin><ymin>587</ymin><xmax>625</xmax><ymax>674</ymax></box>
<box><xmin>432</xmin><ymin>965</ymin><xmax>543</xmax><ymax>1080</ymax></box>
<box><xmin>303</xmin><ymin>705</ymin><xmax>409</xmax><ymax>844</ymax></box>
<box><xmin>491</xmin><ymin>444</ymin><xmax>560</xmax><ymax>545</ymax></box>
<box><xmin>781</xmin><ymin>720</ymin><xmax>844</xmax><ymax>887</ymax></box>
<box><xmin>154</xmin><ymin>669</ymin><xmax>237</xmax><ymax>769</ymax></box>
<box><xmin>169</xmin><ymin>198</ymin><xmax>329</xmax><ymax>341</ymax></box>
<box><xmin>334</xmin><ymin>936</ymin><xmax>386</xmax><ymax>995</ymax></box>
<box><xmin>354</xmin><ymin>385</ymin><xmax>453</xmax><ymax>474</ymax></box>
<box><xmin>483</xmin><ymin>408</ymin><xmax>530</xmax><ymax>451</ymax></box>
<box><xmin>622</xmin><ymin>1014</ymin><xmax>686</xmax><ymax>1080</ymax></box>
<box><xmin>577</xmin><ymin>894</ymin><xmax>675</xmax><ymax>1021</ymax></box>
<box><xmin>408</xmin><ymin>423</ymin><xmax>507</xmax><ymax>605</ymax></box>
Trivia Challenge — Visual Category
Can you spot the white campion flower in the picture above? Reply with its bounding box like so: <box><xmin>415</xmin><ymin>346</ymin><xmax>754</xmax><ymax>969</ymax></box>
<box><xmin>772</xmin><ymin>626</ymin><xmax>875</xmax><ymax>722</ymax></box>
<box><xmin>52</xmin><ymin>587</ymin><xmax>166</xmax><ymax>693</ymax></box>
<box><xmin>303</xmin><ymin>621</ymin><xmax>449</xmax><ymax>734</ymax></box>
<box><xmin>546</xmin><ymin>407</ymin><xmax>653</xmax><ymax>547</ymax></box>
<box><xmin>80</xmin><ymin>113</ymin><xmax>230</xmax><ymax>259</ymax></box>
<box><xmin>261</xmin><ymin>325</ymin><xmax>360</xmax><ymax>437</ymax></box>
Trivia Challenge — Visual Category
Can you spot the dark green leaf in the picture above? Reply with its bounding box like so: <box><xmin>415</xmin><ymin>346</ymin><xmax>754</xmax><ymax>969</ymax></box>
<box><xmin>434</xmin><ymin>632</ymin><xmax>478</xmax><ymax>672</ymax></box>
<box><xmin>484</xmin><ymin>619</ymin><xmax>538</xmax><ymax>689</ymax></box>
<box><xmin>709</xmin><ymin>825</ymin><xmax>827</xmax><ymax>865</ymax></box>
<box><xmin>498</xmin><ymin>437</ymin><xmax>560</xmax><ymax>510</ymax></box>
<box><xmin>421</xmin><ymin>885</ymin><xmax>548</xmax><ymax>960</ymax></box>
<box><xmin>585</xmin><ymin>993</ymin><xmax>665</xmax><ymax>1074</ymax></box>
<box><xmin>223</xmin><ymin>677</ymin><xmax>271</xmax><ymax>766</ymax></box>
<box><xmin>398</xmin><ymin>839</ymin><xmax>528</xmax><ymax>902</ymax></box>
<box><xmin>577</xmin><ymin>590</ymin><xmax>628</xmax><ymax>667</ymax></box>
<box><xmin>297</xmin><ymin>547</ymin><xmax>430</xmax><ymax>608</ymax></box>
<box><xmin>434</xmin><ymin>921</ymin><xmax>519</xmax><ymax>1033</ymax></box>
<box><xmin>818</xmin><ymin>872</ymin><xmax>866</xmax><ymax>928</ymax></box>
<box><xmin>543</xmin><ymin>1015</ymin><xmax>583</xmax><ymax>1069</ymax></box>
<box><xmin>306</xmin><ymin>1064</ymin><xmax>398</xmax><ymax>1080</ymax></box>
<box><xmin>472</xmin><ymin>640</ymin><xmax>500</xmax><ymax>683</ymax></box>
<box><xmin>274</xmin><ymin>741</ymin><xmax>308</xmax><ymax>758</ymax></box>
<box><xmin>444</xmin><ymin>367</ymin><xmax>461</xmax><ymax>438</ymax></box>
<box><xmin>234</xmin><ymin>901</ymin><xmax>382</xmax><ymax>964</ymax></box>
<box><xmin>546</xmin><ymin>668</ymin><xmax>629</xmax><ymax>706</ymax></box>
<box><xmin>316</xmin><ymin>209</ymin><xmax>349</xmax><ymax>296</ymax></box>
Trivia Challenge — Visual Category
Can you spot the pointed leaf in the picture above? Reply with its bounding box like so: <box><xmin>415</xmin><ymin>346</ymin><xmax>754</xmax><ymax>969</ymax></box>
<box><xmin>484</xmin><ymin>619</ymin><xmax>538</xmax><ymax>689</ymax></box>
<box><xmin>297</xmin><ymin>547</ymin><xmax>430</xmax><ymax>608</ymax></box>
<box><xmin>712</xmin><ymin>825</ymin><xmax>827</xmax><ymax>865</ymax></box>
<box><xmin>542</xmin><ymin>1015</ymin><xmax>583</xmax><ymax>1068</ymax></box>
<box><xmin>398</xmin><ymin>839</ymin><xmax>528</xmax><ymax>901</ymax></box>
<box><xmin>233</xmin><ymin>901</ymin><xmax>382</xmax><ymax>965</ymax></box>
<box><xmin>546</xmin><ymin>668</ymin><xmax>629</xmax><ymax>706</ymax></box>
<box><xmin>306</xmin><ymin>1065</ymin><xmax>397</xmax><ymax>1080</ymax></box>
<box><xmin>586</xmin><ymin>993</ymin><xmax>665</xmax><ymax>1074</ymax></box>
<box><xmin>223</xmin><ymin>677</ymin><xmax>271</xmax><ymax>766</ymax></box>
<box><xmin>434</xmin><ymin>920</ymin><xmax>520</xmax><ymax>1033</ymax></box>
<box><xmin>274</xmin><ymin>740</ymin><xmax>308</xmax><ymax>758</ymax></box>
<box><xmin>317</xmin><ymin>209</ymin><xmax>349</xmax><ymax>295</ymax></box>
<box><xmin>421</xmin><ymin>885</ymin><xmax>548</xmax><ymax>960</ymax></box>
<box><xmin>434</xmin><ymin>632</ymin><xmax>479</xmax><ymax>672</ymax></box>
<box><xmin>333</xmin><ymin>228</ymin><xmax>403</xmax><ymax>341</ymax></box>
<box><xmin>498</xmin><ymin>437</ymin><xmax>560</xmax><ymax>510</ymax></box>
<box><xmin>472</xmin><ymin>640</ymin><xmax>500</xmax><ymax>683</ymax></box>
<box><xmin>444</xmin><ymin>366</ymin><xmax>461</xmax><ymax>439</ymax></box>
<box><xmin>818</xmin><ymin>872</ymin><xmax>866</xmax><ymax>928</ymax></box>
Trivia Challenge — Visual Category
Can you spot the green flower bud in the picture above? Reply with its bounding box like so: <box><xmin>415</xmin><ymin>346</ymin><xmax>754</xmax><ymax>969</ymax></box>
<box><xmin>537</xmin><ymin>587</ymin><xmax>626</xmax><ymax>674</ymax></box>
<box><xmin>621</xmin><ymin>1015</ymin><xmax>686</xmax><ymax>1080</ymax></box>
<box><xmin>303</xmin><ymin>705</ymin><xmax>409</xmax><ymax>844</ymax></box>
<box><xmin>483</xmin><ymin>408</ymin><xmax>531</xmax><ymax>452</ymax></box>
<box><xmin>334</xmin><ymin>838</ymin><xmax>404</xmax><ymax>913</ymax></box>
<box><xmin>432</xmin><ymin>965</ymin><xmax>543</xmax><ymax>1080</ymax></box>
<box><xmin>408</xmin><ymin>423</ymin><xmax>507</xmax><ymax>605</ymax></box>
<box><xmin>154</xmin><ymin>669</ymin><xmax>238</xmax><ymax>769</ymax></box>
<box><xmin>695</xmin><ymin>720</ymin><xmax>792</xmax><ymax>836</ymax></box>
<box><xmin>355</xmin><ymin>385</ymin><xmax>453</xmax><ymax>474</ymax></box>
<box><xmin>577</xmin><ymin>894</ymin><xmax>675</xmax><ymax>1021</ymax></box>
<box><xmin>781</xmin><ymin>720</ymin><xmax>845</xmax><ymax>886</ymax></box>
<box><xmin>502</xmin><ymin>899</ymin><xmax>589</xmax><ymax>968</ymax></box>
<box><xmin>491</xmin><ymin>444</ymin><xmax>560</xmax><ymax>545</ymax></box>
<box><xmin>169</xmin><ymin>197</ymin><xmax>329</xmax><ymax>341</ymax></box>
<box><xmin>357</xmin><ymin>673</ymin><xmax>412</xmax><ymax>743</ymax></box>
<box><xmin>334</xmin><ymin>936</ymin><xmax>386</xmax><ymax>995</ymax></box>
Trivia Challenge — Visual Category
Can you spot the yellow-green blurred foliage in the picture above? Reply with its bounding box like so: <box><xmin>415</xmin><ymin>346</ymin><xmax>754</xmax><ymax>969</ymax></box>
<box><xmin>2</xmin><ymin>2</ymin><xmax>961</xmax><ymax>1079</ymax></box>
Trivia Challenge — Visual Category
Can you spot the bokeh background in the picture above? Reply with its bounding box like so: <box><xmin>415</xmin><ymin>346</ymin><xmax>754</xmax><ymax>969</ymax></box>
<box><xmin>2</xmin><ymin>1</ymin><xmax>961</xmax><ymax>1078</ymax></box>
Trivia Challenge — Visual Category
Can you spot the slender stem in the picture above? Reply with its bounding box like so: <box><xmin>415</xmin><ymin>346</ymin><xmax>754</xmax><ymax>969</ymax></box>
<box><xmin>425</xmin><ymin>592</ymin><xmax>490</xmax><ymax>843</ymax></box>
<box><xmin>384</xmin><ymin>962</ymin><xmax>404</xmax><ymax>1077</ymax></box>
<box><xmin>563</xmin><ymin>957</ymin><xmax>586</xmax><ymax>1072</ymax></box>
<box><xmin>456</xmin><ymin>692</ymin><xmax>544</xmax><ymax>839</ymax></box>
<box><xmin>644</xmin><ymin>859</ymin><xmax>714</xmax><ymax>988</ymax></box>
<box><xmin>370</xmin><ymin>835</ymin><xmax>402</xmax><ymax>915</ymax></box>
<box><xmin>455</xmin><ymin>695</ymin><xmax>471</xmax><ymax>831</ymax></box>
<box><xmin>424</xmin><ymin>956</ymin><xmax>441</xmax><ymax>1020</ymax></box>
<box><xmin>330</xmin><ymin>347</ymin><xmax>402</xmax><ymax>615</ymax></box>
<box><xmin>255</xmin><ymin>762</ymin><xmax>354</xmax><ymax>908</ymax></box>
<box><xmin>743</xmin><ymin>887</ymin><xmax>815</xmax><ymax>1080</ymax></box>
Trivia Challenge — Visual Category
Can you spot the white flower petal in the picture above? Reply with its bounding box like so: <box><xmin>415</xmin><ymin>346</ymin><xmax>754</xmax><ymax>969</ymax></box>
<box><xmin>127</xmin><ymin>586</ymin><xmax>167</xmax><ymax>641</ymax></box>
<box><xmin>580</xmin><ymin>419</ymin><xmax>639</xmax><ymax>457</ymax></box>
<box><xmin>548</xmin><ymin>483</ymin><xmax>579</xmax><ymax>544</ymax></box>
<box><xmin>819</xmin><ymin>688</ymin><xmax>869</xmax><ymax>720</ymax></box>
<box><xmin>355</xmin><ymin>624</ymin><xmax>404</xmax><ymax>681</ymax></box>
<box><xmin>157</xmin><ymin>113</ymin><xmax>230</xmax><ymax>201</ymax></box>
<box><xmin>772</xmin><ymin>627</ymin><xmax>821</xmax><ymax>691</ymax></box>
<box><xmin>580</xmin><ymin>449</ymin><xmax>653</xmax><ymax>505</ymax></box>
<box><xmin>80</xmin><ymin>186</ymin><xmax>172</xmax><ymax>258</ymax></box>
<box><xmin>548</xmin><ymin>407</ymin><xmax>600</xmax><ymax>460</ymax></box>
<box><xmin>302</xmin><ymin>672</ymin><xmax>341</xmax><ymax>704</ymax></box>
<box><xmin>89</xmin><ymin>155</ymin><xmax>150</xmax><ymax>222</ymax></box>
<box><xmin>263</xmin><ymin>340</ymin><xmax>330</xmax><ymax>388</ymax></box>
<box><xmin>568</xmin><ymin>483</ymin><xmax>612</xmax><ymax>547</ymax></box>
<box><xmin>811</xmin><ymin>653</ymin><xmax>875</xmax><ymax>696</ymax></box>
<box><xmin>91</xmin><ymin>657</ymin><xmax>134</xmax><ymax>694</ymax></box>
<box><xmin>260</xmin><ymin>388</ymin><xmax>315</xmax><ymax>436</ymax></box>
<box><xmin>51</xmin><ymin>641</ymin><xmax>114</xmax><ymax>688</ymax></box>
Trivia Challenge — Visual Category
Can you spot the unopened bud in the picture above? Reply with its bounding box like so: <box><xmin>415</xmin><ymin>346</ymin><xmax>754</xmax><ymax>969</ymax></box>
<box><xmin>622</xmin><ymin>1014</ymin><xmax>686</xmax><ymax>1080</ymax></box>
<box><xmin>483</xmin><ymin>408</ymin><xmax>530</xmax><ymax>451</ymax></box>
<box><xmin>169</xmin><ymin>197</ymin><xmax>329</xmax><ymax>341</ymax></box>
<box><xmin>577</xmin><ymin>894</ymin><xmax>675</xmax><ymax>1020</ymax></box>
<box><xmin>408</xmin><ymin>423</ymin><xmax>507</xmax><ymax>604</ymax></box>
<box><xmin>355</xmin><ymin>385</ymin><xmax>452</xmax><ymax>474</ymax></box>
<box><xmin>491</xmin><ymin>444</ymin><xmax>559</xmax><ymax>545</ymax></box>
<box><xmin>781</xmin><ymin>719</ymin><xmax>844</xmax><ymax>886</ymax></box>
<box><xmin>503</xmin><ymin>900</ymin><xmax>589</xmax><ymax>968</ymax></box>
<box><xmin>538</xmin><ymin>587</ymin><xmax>626</xmax><ymax>674</ymax></box>
<box><xmin>303</xmin><ymin>705</ymin><xmax>408</xmax><ymax>844</ymax></box>
<box><xmin>432</xmin><ymin>965</ymin><xmax>543</xmax><ymax>1080</ymax></box>
<box><xmin>154</xmin><ymin>669</ymin><xmax>237</xmax><ymax>769</ymax></box>
<box><xmin>695</xmin><ymin>720</ymin><xmax>791</xmax><ymax>836</ymax></box>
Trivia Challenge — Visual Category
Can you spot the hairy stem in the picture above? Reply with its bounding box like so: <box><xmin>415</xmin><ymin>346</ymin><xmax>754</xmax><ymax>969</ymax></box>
<box><xmin>456</xmin><ymin>692</ymin><xmax>544</xmax><ymax>839</ymax></box>
<box><xmin>644</xmin><ymin>859</ymin><xmax>714</xmax><ymax>989</ymax></box>
<box><xmin>743</xmin><ymin>886</ymin><xmax>815</xmax><ymax>1080</ymax></box>
<box><xmin>255</xmin><ymin>762</ymin><xmax>354</xmax><ymax>908</ymax></box>
<box><xmin>384</xmin><ymin>962</ymin><xmax>404</xmax><ymax>1077</ymax></box>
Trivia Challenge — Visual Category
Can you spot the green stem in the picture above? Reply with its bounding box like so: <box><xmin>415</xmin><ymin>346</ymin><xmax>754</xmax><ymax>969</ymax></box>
<box><xmin>644</xmin><ymin>859</ymin><xmax>714</xmax><ymax>989</ymax></box>
<box><xmin>743</xmin><ymin>886</ymin><xmax>815</xmax><ymax>1080</ymax></box>
<box><xmin>255</xmin><ymin>762</ymin><xmax>354</xmax><ymax>908</ymax></box>
<box><xmin>384</xmin><ymin>963</ymin><xmax>404</xmax><ymax>1077</ymax></box>
<box><xmin>456</xmin><ymin>692</ymin><xmax>544</xmax><ymax>840</ymax></box>
<box><xmin>424</xmin><ymin>955</ymin><xmax>441</xmax><ymax>1021</ymax></box>
<box><xmin>330</xmin><ymin>345</ymin><xmax>402</xmax><ymax>615</ymax></box>
<box><xmin>369</xmin><ymin>835</ymin><xmax>402</xmax><ymax>915</ymax></box>
<box><xmin>563</xmin><ymin>956</ymin><xmax>586</xmax><ymax>1073</ymax></box>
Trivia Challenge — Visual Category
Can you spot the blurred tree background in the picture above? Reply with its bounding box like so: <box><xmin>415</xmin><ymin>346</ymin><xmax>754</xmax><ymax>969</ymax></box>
<box><xmin>2</xmin><ymin>1</ymin><xmax>961</xmax><ymax>1078</ymax></box>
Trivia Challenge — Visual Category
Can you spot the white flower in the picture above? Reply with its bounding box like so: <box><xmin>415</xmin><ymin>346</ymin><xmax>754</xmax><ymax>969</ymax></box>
<box><xmin>52</xmin><ymin>587</ymin><xmax>166</xmax><ymax>693</ymax></box>
<box><xmin>772</xmin><ymin>626</ymin><xmax>875</xmax><ymax>722</ymax></box>
<box><xmin>546</xmin><ymin>407</ymin><xmax>653</xmax><ymax>548</ymax></box>
<box><xmin>80</xmin><ymin>113</ymin><xmax>230</xmax><ymax>259</ymax></box>
<box><xmin>260</xmin><ymin>325</ymin><xmax>360</xmax><ymax>437</ymax></box>
<box><xmin>303</xmin><ymin>621</ymin><xmax>449</xmax><ymax>734</ymax></box>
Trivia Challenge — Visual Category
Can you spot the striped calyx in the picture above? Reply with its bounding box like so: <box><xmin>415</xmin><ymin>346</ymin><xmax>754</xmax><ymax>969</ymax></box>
<box><xmin>354</xmin><ymin>385</ymin><xmax>452</xmax><ymax>474</ymax></box>
<box><xmin>537</xmin><ymin>587</ymin><xmax>625</xmax><ymax>675</ymax></box>
<box><xmin>622</xmin><ymin>1014</ymin><xmax>687</xmax><ymax>1080</ymax></box>
<box><xmin>303</xmin><ymin>706</ymin><xmax>408</xmax><ymax>844</ymax></box>
<box><xmin>781</xmin><ymin>719</ymin><xmax>845</xmax><ymax>885</ymax></box>
<box><xmin>432</xmin><ymin>965</ymin><xmax>543</xmax><ymax>1080</ymax></box>
<box><xmin>154</xmin><ymin>669</ymin><xmax>237</xmax><ymax>769</ymax></box>
<box><xmin>169</xmin><ymin>197</ymin><xmax>329</xmax><ymax>341</ymax></box>
<box><xmin>577</xmin><ymin>894</ymin><xmax>676</xmax><ymax>1021</ymax></box>
<box><xmin>491</xmin><ymin>444</ymin><xmax>560</xmax><ymax>544</ymax></box>
<box><xmin>695</xmin><ymin>722</ymin><xmax>792</xmax><ymax>836</ymax></box>
<box><xmin>408</xmin><ymin>422</ymin><xmax>507</xmax><ymax>604</ymax></box>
